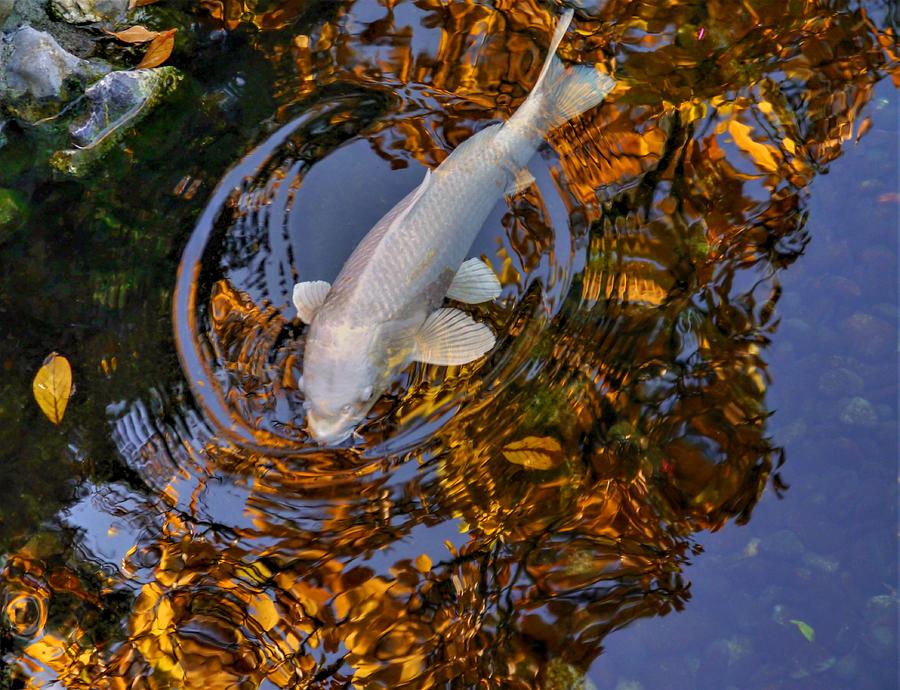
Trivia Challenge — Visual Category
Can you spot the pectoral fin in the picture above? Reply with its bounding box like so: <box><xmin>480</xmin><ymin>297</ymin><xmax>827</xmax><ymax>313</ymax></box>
<box><xmin>505</xmin><ymin>168</ymin><xmax>536</xmax><ymax>196</ymax></box>
<box><xmin>446</xmin><ymin>258</ymin><xmax>502</xmax><ymax>304</ymax></box>
<box><xmin>413</xmin><ymin>308</ymin><xmax>496</xmax><ymax>366</ymax></box>
<box><xmin>292</xmin><ymin>280</ymin><xmax>331</xmax><ymax>324</ymax></box>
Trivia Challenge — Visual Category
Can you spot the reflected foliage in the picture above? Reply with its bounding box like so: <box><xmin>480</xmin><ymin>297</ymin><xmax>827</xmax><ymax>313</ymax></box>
<box><xmin>1</xmin><ymin>0</ymin><xmax>896</xmax><ymax>689</ymax></box>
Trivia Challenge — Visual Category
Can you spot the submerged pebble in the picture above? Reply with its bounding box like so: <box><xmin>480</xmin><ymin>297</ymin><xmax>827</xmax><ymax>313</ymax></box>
<box><xmin>841</xmin><ymin>312</ymin><xmax>893</xmax><ymax>359</ymax></box>
<box><xmin>817</xmin><ymin>368</ymin><xmax>864</xmax><ymax>396</ymax></box>
<box><xmin>838</xmin><ymin>397</ymin><xmax>878</xmax><ymax>427</ymax></box>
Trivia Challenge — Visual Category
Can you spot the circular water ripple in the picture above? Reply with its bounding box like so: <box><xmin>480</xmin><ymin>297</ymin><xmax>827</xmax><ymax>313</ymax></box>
<box><xmin>173</xmin><ymin>89</ymin><xmax>575</xmax><ymax>461</ymax></box>
<box><xmin>3</xmin><ymin>591</ymin><xmax>47</xmax><ymax>639</ymax></box>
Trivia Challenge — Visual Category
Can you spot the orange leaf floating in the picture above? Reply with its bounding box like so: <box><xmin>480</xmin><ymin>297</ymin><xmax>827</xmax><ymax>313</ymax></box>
<box><xmin>137</xmin><ymin>29</ymin><xmax>176</xmax><ymax>69</ymax></box>
<box><xmin>32</xmin><ymin>353</ymin><xmax>72</xmax><ymax>425</ymax></box>
<box><xmin>728</xmin><ymin>120</ymin><xmax>780</xmax><ymax>173</ymax></box>
<box><xmin>502</xmin><ymin>436</ymin><xmax>565</xmax><ymax>470</ymax></box>
<box><xmin>105</xmin><ymin>25</ymin><xmax>160</xmax><ymax>43</ymax></box>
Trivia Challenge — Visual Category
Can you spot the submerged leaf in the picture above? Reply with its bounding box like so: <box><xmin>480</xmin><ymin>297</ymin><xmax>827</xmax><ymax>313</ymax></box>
<box><xmin>502</xmin><ymin>436</ymin><xmax>565</xmax><ymax>470</ymax></box>
<box><xmin>128</xmin><ymin>0</ymin><xmax>160</xmax><ymax>7</ymax></box>
<box><xmin>137</xmin><ymin>29</ymin><xmax>176</xmax><ymax>69</ymax></box>
<box><xmin>789</xmin><ymin>619</ymin><xmax>815</xmax><ymax>643</ymax></box>
<box><xmin>32</xmin><ymin>353</ymin><xmax>72</xmax><ymax>425</ymax></box>
<box><xmin>105</xmin><ymin>26</ymin><xmax>160</xmax><ymax>43</ymax></box>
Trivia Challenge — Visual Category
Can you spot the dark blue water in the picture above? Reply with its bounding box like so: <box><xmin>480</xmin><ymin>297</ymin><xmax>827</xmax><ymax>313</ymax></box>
<box><xmin>596</xmin><ymin>80</ymin><xmax>898</xmax><ymax>690</ymax></box>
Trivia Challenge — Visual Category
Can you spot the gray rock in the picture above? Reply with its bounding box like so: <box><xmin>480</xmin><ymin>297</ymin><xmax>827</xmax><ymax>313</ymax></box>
<box><xmin>52</xmin><ymin>66</ymin><xmax>182</xmax><ymax>174</ymax></box>
<box><xmin>0</xmin><ymin>27</ymin><xmax>108</xmax><ymax>120</ymax></box>
<box><xmin>3</xmin><ymin>27</ymin><xmax>82</xmax><ymax>98</ymax></box>
<box><xmin>49</xmin><ymin>0</ymin><xmax>128</xmax><ymax>24</ymax></box>
<box><xmin>838</xmin><ymin>397</ymin><xmax>878</xmax><ymax>427</ymax></box>
<box><xmin>2</xmin><ymin>1</ymin><xmax>96</xmax><ymax>57</ymax></box>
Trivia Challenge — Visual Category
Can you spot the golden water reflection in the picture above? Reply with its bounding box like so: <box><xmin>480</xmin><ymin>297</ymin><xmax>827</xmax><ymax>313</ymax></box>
<box><xmin>2</xmin><ymin>0</ymin><xmax>896</xmax><ymax>688</ymax></box>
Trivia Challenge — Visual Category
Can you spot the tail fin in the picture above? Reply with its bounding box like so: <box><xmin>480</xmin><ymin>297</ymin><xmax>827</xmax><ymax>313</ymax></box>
<box><xmin>528</xmin><ymin>8</ymin><xmax>616</xmax><ymax>130</ymax></box>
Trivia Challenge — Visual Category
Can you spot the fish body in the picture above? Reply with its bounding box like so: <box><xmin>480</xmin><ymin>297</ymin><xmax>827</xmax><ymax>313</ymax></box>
<box><xmin>294</xmin><ymin>9</ymin><xmax>615</xmax><ymax>444</ymax></box>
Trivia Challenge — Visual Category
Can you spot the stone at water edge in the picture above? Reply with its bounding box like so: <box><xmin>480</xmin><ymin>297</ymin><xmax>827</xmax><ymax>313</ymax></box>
<box><xmin>51</xmin><ymin>66</ymin><xmax>182</xmax><ymax>175</ymax></box>
<box><xmin>49</xmin><ymin>0</ymin><xmax>128</xmax><ymax>25</ymax></box>
<box><xmin>70</xmin><ymin>68</ymin><xmax>181</xmax><ymax>147</ymax></box>
<box><xmin>0</xmin><ymin>26</ymin><xmax>109</xmax><ymax>121</ymax></box>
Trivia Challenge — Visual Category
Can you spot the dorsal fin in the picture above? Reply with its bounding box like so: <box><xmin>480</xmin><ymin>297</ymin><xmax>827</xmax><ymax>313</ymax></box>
<box><xmin>388</xmin><ymin>169</ymin><xmax>431</xmax><ymax>232</ymax></box>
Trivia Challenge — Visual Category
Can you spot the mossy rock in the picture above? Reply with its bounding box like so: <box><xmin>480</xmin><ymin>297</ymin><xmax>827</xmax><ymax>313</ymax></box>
<box><xmin>50</xmin><ymin>66</ymin><xmax>183</xmax><ymax>176</ymax></box>
<box><xmin>0</xmin><ymin>186</ymin><xmax>28</xmax><ymax>240</ymax></box>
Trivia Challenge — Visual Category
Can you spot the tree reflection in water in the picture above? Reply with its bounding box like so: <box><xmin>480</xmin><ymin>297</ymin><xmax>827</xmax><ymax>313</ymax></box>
<box><xmin>1</xmin><ymin>0</ymin><xmax>895</xmax><ymax>688</ymax></box>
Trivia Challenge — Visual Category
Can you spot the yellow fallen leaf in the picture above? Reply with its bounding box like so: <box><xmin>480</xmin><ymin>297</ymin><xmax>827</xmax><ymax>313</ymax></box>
<box><xmin>24</xmin><ymin>634</ymin><xmax>67</xmax><ymax>665</ymax></box>
<box><xmin>105</xmin><ymin>25</ymin><xmax>160</xmax><ymax>43</ymax></box>
<box><xmin>728</xmin><ymin>120</ymin><xmax>779</xmax><ymax>173</ymax></box>
<box><xmin>32</xmin><ymin>352</ymin><xmax>72</xmax><ymax>425</ymax></box>
<box><xmin>137</xmin><ymin>29</ymin><xmax>176</xmax><ymax>69</ymax></box>
<box><xmin>414</xmin><ymin>554</ymin><xmax>432</xmax><ymax>573</ymax></box>
<box><xmin>502</xmin><ymin>435</ymin><xmax>565</xmax><ymax>470</ymax></box>
<box><xmin>251</xmin><ymin>595</ymin><xmax>279</xmax><ymax>632</ymax></box>
<box><xmin>128</xmin><ymin>0</ymin><xmax>160</xmax><ymax>7</ymax></box>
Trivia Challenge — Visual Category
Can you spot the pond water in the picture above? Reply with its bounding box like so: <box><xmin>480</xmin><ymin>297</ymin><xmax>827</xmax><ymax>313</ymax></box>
<box><xmin>0</xmin><ymin>1</ymin><xmax>897</xmax><ymax>689</ymax></box>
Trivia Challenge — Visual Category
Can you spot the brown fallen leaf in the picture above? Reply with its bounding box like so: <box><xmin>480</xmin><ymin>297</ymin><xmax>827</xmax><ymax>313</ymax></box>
<box><xmin>136</xmin><ymin>29</ymin><xmax>176</xmax><ymax>69</ymax></box>
<box><xmin>105</xmin><ymin>25</ymin><xmax>160</xmax><ymax>43</ymax></box>
<box><xmin>502</xmin><ymin>435</ymin><xmax>565</xmax><ymax>470</ymax></box>
<box><xmin>32</xmin><ymin>353</ymin><xmax>73</xmax><ymax>425</ymax></box>
<box><xmin>128</xmin><ymin>0</ymin><xmax>160</xmax><ymax>8</ymax></box>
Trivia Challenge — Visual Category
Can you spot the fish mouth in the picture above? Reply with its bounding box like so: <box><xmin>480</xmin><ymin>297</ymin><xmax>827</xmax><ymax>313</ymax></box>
<box><xmin>305</xmin><ymin>410</ymin><xmax>356</xmax><ymax>446</ymax></box>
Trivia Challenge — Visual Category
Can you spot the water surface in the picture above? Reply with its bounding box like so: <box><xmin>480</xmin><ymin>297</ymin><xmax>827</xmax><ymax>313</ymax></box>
<box><xmin>0</xmin><ymin>1</ymin><xmax>897</xmax><ymax>688</ymax></box>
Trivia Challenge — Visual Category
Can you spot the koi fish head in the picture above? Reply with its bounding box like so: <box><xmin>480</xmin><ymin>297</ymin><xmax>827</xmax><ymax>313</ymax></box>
<box><xmin>302</xmin><ymin>320</ymin><xmax>383</xmax><ymax>445</ymax></box>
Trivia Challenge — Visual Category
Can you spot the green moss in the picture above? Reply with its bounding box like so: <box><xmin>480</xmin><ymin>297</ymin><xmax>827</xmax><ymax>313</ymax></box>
<box><xmin>0</xmin><ymin>187</ymin><xmax>28</xmax><ymax>240</ymax></box>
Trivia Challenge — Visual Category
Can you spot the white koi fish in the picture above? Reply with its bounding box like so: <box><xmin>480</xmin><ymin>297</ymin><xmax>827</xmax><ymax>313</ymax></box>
<box><xmin>293</xmin><ymin>8</ymin><xmax>615</xmax><ymax>444</ymax></box>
